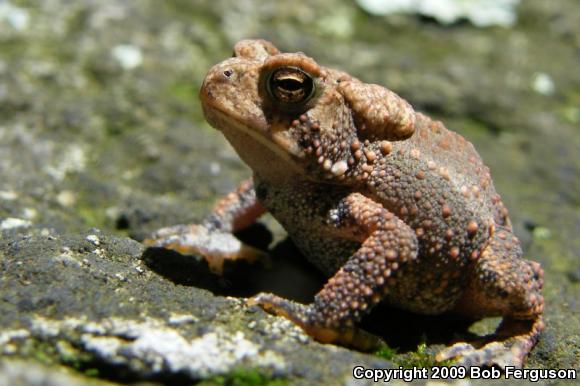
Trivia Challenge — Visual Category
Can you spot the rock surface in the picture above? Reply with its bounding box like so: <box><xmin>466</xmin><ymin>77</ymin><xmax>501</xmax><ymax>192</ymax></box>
<box><xmin>0</xmin><ymin>0</ymin><xmax>578</xmax><ymax>385</ymax></box>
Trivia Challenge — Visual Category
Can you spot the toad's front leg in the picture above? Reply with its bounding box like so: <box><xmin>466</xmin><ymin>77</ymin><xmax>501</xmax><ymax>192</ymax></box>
<box><xmin>250</xmin><ymin>192</ymin><xmax>419</xmax><ymax>350</ymax></box>
<box><xmin>144</xmin><ymin>178</ymin><xmax>268</xmax><ymax>274</ymax></box>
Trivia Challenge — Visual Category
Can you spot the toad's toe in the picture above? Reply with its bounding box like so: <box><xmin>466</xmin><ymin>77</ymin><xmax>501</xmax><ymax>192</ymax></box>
<box><xmin>248</xmin><ymin>292</ymin><xmax>382</xmax><ymax>351</ymax></box>
<box><xmin>144</xmin><ymin>224</ymin><xmax>269</xmax><ymax>275</ymax></box>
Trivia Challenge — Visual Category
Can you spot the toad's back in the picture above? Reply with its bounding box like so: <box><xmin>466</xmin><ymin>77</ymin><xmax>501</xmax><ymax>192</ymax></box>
<box><xmin>361</xmin><ymin>112</ymin><xmax>505</xmax><ymax>265</ymax></box>
<box><xmin>256</xmin><ymin>113</ymin><xmax>503</xmax><ymax>314</ymax></box>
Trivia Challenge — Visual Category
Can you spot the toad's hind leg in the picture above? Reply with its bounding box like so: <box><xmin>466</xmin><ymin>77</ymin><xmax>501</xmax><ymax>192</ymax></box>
<box><xmin>437</xmin><ymin>226</ymin><xmax>545</xmax><ymax>367</ymax></box>
<box><xmin>250</xmin><ymin>193</ymin><xmax>418</xmax><ymax>350</ymax></box>
<box><xmin>144</xmin><ymin>178</ymin><xmax>268</xmax><ymax>275</ymax></box>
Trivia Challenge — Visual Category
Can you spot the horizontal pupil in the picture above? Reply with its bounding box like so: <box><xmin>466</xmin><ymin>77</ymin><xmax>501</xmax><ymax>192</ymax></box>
<box><xmin>276</xmin><ymin>78</ymin><xmax>303</xmax><ymax>91</ymax></box>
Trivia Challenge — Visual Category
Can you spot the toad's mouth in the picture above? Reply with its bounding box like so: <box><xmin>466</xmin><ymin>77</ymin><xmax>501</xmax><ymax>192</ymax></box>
<box><xmin>202</xmin><ymin>105</ymin><xmax>307</xmax><ymax>176</ymax></box>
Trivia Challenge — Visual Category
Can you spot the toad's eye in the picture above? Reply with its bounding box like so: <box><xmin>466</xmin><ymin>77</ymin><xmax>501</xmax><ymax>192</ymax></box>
<box><xmin>267</xmin><ymin>67</ymin><xmax>315</xmax><ymax>105</ymax></box>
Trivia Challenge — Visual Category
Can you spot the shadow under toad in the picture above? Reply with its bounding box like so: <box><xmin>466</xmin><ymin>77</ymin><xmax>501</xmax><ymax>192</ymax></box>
<box><xmin>141</xmin><ymin>222</ymin><xmax>477</xmax><ymax>352</ymax></box>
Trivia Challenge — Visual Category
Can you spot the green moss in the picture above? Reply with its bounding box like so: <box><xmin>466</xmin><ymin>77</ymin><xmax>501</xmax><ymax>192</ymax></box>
<box><xmin>18</xmin><ymin>336</ymin><xmax>102</xmax><ymax>377</ymax></box>
<box><xmin>397</xmin><ymin>343</ymin><xmax>431</xmax><ymax>368</ymax></box>
<box><xmin>374</xmin><ymin>344</ymin><xmax>397</xmax><ymax>361</ymax></box>
<box><xmin>21</xmin><ymin>340</ymin><xmax>58</xmax><ymax>366</ymax></box>
<box><xmin>77</xmin><ymin>205</ymin><xmax>109</xmax><ymax>229</ymax></box>
<box><xmin>0</xmin><ymin>37</ymin><xmax>23</xmax><ymax>55</ymax></box>
<box><xmin>56</xmin><ymin>340</ymin><xmax>101</xmax><ymax>377</ymax></box>
<box><xmin>395</xmin><ymin>343</ymin><xmax>449</xmax><ymax>368</ymax></box>
<box><xmin>197</xmin><ymin>368</ymin><xmax>286</xmax><ymax>386</ymax></box>
<box><xmin>32</xmin><ymin>347</ymin><xmax>56</xmax><ymax>365</ymax></box>
<box><xmin>378</xmin><ymin>342</ymin><xmax>454</xmax><ymax>369</ymax></box>
<box><xmin>15</xmin><ymin>340</ymin><xmax>61</xmax><ymax>367</ymax></box>
<box><xmin>169</xmin><ymin>82</ymin><xmax>198</xmax><ymax>104</ymax></box>
<box><xmin>374</xmin><ymin>336</ymin><xmax>454</xmax><ymax>368</ymax></box>
<box><xmin>83</xmin><ymin>368</ymin><xmax>100</xmax><ymax>378</ymax></box>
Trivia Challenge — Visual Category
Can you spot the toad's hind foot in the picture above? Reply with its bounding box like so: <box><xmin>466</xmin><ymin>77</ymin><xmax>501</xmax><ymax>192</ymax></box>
<box><xmin>435</xmin><ymin>316</ymin><xmax>544</xmax><ymax>368</ymax></box>
<box><xmin>144</xmin><ymin>224</ymin><xmax>269</xmax><ymax>275</ymax></box>
<box><xmin>436</xmin><ymin>341</ymin><xmax>526</xmax><ymax>368</ymax></box>
<box><xmin>248</xmin><ymin>292</ymin><xmax>382</xmax><ymax>351</ymax></box>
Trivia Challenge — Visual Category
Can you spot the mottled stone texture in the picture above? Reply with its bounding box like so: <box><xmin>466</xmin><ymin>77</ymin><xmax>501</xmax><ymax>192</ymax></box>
<box><xmin>0</xmin><ymin>0</ymin><xmax>578</xmax><ymax>384</ymax></box>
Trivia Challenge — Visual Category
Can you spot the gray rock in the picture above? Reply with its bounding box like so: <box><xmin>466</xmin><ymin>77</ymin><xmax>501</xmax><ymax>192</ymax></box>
<box><xmin>0</xmin><ymin>0</ymin><xmax>578</xmax><ymax>384</ymax></box>
<box><xmin>0</xmin><ymin>231</ymin><xmax>391</xmax><ymax>384</ymax></box>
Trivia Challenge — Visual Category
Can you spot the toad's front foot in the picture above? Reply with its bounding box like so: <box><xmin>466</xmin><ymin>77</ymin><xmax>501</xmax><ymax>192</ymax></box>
<box><xmin>144</xmin><ymin>224</ymin><xmax>269</xmax><ymax>275</ymax></box>
<box><xmin>248</xmin><ymin>292</ymin><xmax>382</xmax><ymax>351</ymax></box>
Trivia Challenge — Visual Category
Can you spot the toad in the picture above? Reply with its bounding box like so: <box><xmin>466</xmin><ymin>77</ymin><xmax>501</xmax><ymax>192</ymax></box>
<box><xmin>145</xmin><ymin>39</ymin><xmax>544</xmax><ymax>367</ymax></box>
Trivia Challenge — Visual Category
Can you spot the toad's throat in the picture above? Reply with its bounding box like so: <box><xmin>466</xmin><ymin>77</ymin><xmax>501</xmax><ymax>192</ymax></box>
<box><xmin>204</xmin><ymin>107</ymin><xmax>307</xmax><ymax>176</ymax></box>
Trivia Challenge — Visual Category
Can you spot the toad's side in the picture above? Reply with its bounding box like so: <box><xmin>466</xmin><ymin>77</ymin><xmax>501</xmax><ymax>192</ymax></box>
<box><xmin>145</xmin><ymin>39</ymin><xmax>544</xmax><ymax>368</ymax></box>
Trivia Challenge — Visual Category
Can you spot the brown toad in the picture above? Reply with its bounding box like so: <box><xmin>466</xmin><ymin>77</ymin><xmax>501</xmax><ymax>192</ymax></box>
<box><xmin>145</xmin><ymin>39</ymin><xmax>544</xmax><ymax>367</ymax></box>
